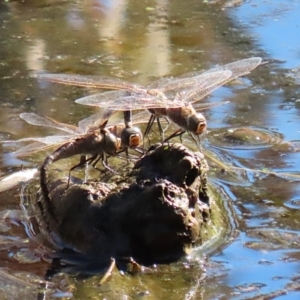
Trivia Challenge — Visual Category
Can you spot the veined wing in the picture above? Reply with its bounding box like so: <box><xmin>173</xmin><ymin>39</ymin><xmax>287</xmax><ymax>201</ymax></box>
<box><xmin>173</xmin><ymin>71</ymin><xmax>233</xmax><ymax>103</ymax></box>
<box><xmin>75</xmin><ymin>71</ymin><xmax>231</xmax><ymax>110</ymax></box>
<box><xmin>148</xmin><ymin>69</ymin><xmax>232</xmax><ymax>94</ymax></box>
<box><xmin>148</xmin><ymin>57</ymin><xmax>262</xmax><ymax>92</ymax></box>
<box><xmin>38</xmin><ymin>57</ymin><xmax>262</xmax><ymax>107</ymax></box>
<box><xmin>10</xmin><ymin>135</ymin><xmax>75</xmax><ymax>145</ymax></box>
<box><xmin>37</xmin><ymin>73</ymin><xmax>145</xmax><ymax>92</ymax></box>
<box><xmin>20</xmin><ymin>113</ymin><xmax>80</xmax><ymax>134</ymax></box>
<box><xmin>200</xmin><ymin>57</ymin><xmax>262</xmax><ymax>79</ymax></box>
<box><xmin>12</xmin><ymin>142</ymin><xmax>62</xmax><ymax>157</ymax></box>
<box><xmin>9</xmin><ymin>134</ymin><xmax>81</xmax><ymax>157</ymax></box>
<box><xmin>174</xmin><ymin>57</ymin><xmax>262</xmax><ymax>103</ymax></box>
<box><xmin>78</xmin><ymin>110</ymin><xmax>116</xmax><ymax>133</ymax></box>
<box><xmin>75</xmin><ymin>90</ymin><xmax>185</xmax><ymax>111</ymax></box>
<box><xmin>10</xmin><ymin>111</ymin><xmax>109</xmax><ymax>157</ymax></box>
<box><xmin>75</xmin><ymin>70</ymin><xmax>231</xmax><ymax>111</ymax></box>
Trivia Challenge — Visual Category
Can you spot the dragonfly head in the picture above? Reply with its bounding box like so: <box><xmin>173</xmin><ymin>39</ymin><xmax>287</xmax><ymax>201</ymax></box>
<box><xmin>121</xmin><ymin>126</ymin><xmax>143</xmax><ymax>149</ymax></box>
<box><xmin>187</xmin><ymin>113</ymin><xmax>207</xmax><ymax>135</ymax></box>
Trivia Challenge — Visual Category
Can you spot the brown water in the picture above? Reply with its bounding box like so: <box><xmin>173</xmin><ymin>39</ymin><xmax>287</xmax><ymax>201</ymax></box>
<box><xmin>1</xmin><ymin>0</ymin><xmax>300</xmax><ymax>299</ymax></box>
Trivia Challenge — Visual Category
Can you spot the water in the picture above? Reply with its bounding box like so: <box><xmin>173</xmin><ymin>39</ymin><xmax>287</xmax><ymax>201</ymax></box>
<box><xmin>0</xmin><ymin>0</ymin><xmax>300</xmax><ymax>299</ymax></box>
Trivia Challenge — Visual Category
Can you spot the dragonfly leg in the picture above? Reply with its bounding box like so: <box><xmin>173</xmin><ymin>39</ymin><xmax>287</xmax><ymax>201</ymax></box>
<box><xmin>188</xmin><ymin>132</ymin><xmax>202</xmax><ymax>151</ymax></box>
<box><xmin>143</xmin><ymin>114</ymin><xmax>156</xmax><ymax>145</ymax></box>
<box><xmin>78</xmin><ymin>155</ymin><xmax>89</xmax><ymax>182</ymax></box>
<box><xmin>101</xmin><ymin>157</ymin><xmax>118</xmax><ymax>174</ymax></box>
<box><xmin>156</xmin><ymin>117</ymin><xmax>165</xmax><ymax>142</ymax></box>
<box><xmin>115</xmin><ymin>147</ymin><xmax>133</xmax><ymax>162</ymax></box>
<box><xmin>163</xmin><ymin>129</ymin><xmax>186</xmax><ymax>144</ymax></box>
<box><xmin>67</xmin><ymin>155</ymin><xmax>97</xmax><ymax>188</ymax></box>
<box><xmin>162</xmin><ymin>116</ymin><xmax>171</xmax><ymax>132</ymax></box>
<box><xmin>90</xmin><ymin>153</ymin><xmax>118</xmax><ymax>174</ymax></box>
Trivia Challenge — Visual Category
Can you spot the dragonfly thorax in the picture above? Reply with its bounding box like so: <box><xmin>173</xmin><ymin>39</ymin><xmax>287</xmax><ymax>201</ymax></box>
<box><xmin>101</xmin><ymin>131</ymin><xmax>121</xmax><ymax>155</ymax></box>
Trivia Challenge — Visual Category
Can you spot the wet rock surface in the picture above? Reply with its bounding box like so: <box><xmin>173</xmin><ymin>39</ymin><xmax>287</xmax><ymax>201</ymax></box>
<box><xmin>35</xmin><ymin>143</ymin><xmax>211</xmax><ymax>266</ymax></box>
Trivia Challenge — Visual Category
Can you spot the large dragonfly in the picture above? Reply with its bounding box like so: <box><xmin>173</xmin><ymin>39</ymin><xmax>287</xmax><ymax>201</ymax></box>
<box><xmin>38</xmin><ymin>57</ymin><xmax>262</xmax><ymax>145</ymax></box>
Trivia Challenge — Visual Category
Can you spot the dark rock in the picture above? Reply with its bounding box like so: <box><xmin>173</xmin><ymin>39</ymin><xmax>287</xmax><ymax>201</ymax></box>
<box><xmin>35</xmin><ymin>143</ymin><xmax>210</xmax><ymax>265</ymax></box>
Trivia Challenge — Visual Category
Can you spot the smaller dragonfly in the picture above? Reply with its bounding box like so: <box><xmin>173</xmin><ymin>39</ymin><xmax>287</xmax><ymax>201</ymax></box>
<box><xmin>38</xmin><ymin>57</ymin><xmax>262</xmax><ymax>146</ymax></box>
<box><xmin>7</xmin><ymin>111</ymin><xmax>143</xmax><ymax>158</ymax></box>
<box><xmin>38</xmin><ymin>118</ymin><xmax>121</xmax><ymax>223</ymax></box>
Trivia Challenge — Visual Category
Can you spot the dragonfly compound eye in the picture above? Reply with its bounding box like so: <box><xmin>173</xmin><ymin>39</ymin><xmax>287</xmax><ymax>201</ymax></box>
<box><xmin>196</xmin><ymin>121</ymin><xmax>207</xmax><ymax>135</ymax></box>
<box><xmin>195</xmin><ymin>113</ymin><xmax>207</xmax><ymax>135</ymax></box>
<box><xmin>104</xmin><ymin>132</ymin><xmax>121</xmax><ymax>153</ymax></box>
<box><xmin>121</xmin><ymin>127</ymin><xmax>143</xmax><ymax>148</ymax></box>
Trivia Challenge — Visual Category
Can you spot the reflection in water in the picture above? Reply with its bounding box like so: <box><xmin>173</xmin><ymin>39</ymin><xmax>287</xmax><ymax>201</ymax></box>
<box><xmin>139</xmin><ymin>0</ymin><xmax>171</xmax><ymax>78</ymax></box>
<box><xmin>25</xmin><ymin>38</ymin><xmax>46</xmax><ymax>73</ymax></box>
<box><xmin>97</xmin><ymin>0</ymin><xmax>128</xmax><ymax>39</ymax></box>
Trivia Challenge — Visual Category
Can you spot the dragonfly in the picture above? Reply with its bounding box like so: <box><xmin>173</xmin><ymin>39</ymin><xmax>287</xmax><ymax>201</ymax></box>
<box><xmin>37</xmin><ymin>57</ymin><xmax>262</xmax><ymax>146</ymax></box>
<box><xmin>8</xmin><ymin>111</ymin><xmax>143</xmax><ymax>158</ymax></box>
<box><xmin>39</xmin><ymin>118</ymin><xmax>122</xmax><ymax>223</ymax></box>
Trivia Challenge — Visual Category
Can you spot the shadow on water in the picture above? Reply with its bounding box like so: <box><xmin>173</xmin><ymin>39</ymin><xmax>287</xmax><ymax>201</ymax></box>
<box><xmin>1</xmin><ymin>0</ymin><xmax>300</xmax><ymax>299</ymax></box>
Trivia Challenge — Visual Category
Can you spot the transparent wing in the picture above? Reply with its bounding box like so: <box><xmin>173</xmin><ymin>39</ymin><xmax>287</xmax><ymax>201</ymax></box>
<box><xmin>37</xmin><ymin>73</ymin><xmax>144</xmax><ymax>91</ymax></box>
<box><xmin>131</xmin><ymin>110</ymin><xmax>153</xmax><ymax>125</ymax></box>
<box><xmin>12</xmin><ymin>142</ymin><xmax>62</xmax><ymax>157</ymax></box>
<box><xmin>147</xmin><ymin>57</ymin><xmax>262</xmax><ymax>104</ymax></box>
<box><xmin>148</xmin><ymin>69</ymin><xmax>232</xmax><ymax>94</ymax></box>
<box><xmin>148</xmin><ymin>57</ymin><xmax>262</xmax><ymax>91</ymax></box>
<box><xmin>20</xmin><ymin>113</ymin><xmax>79</xmax><ymax>134</ymax></box>
<box><xmin>11</xmin><ymin>135</ymin><xmax>74</xmax><ymax>145</ymax></box>
<box><xmin>78</xmin><ymin>110</ymin><xmax>116</xmax><ymax>133</ymax></box>
<box><xmin>174</xmin><ymin>71</ymin><xmax>233</xmax><ymax>103</ymax></box>
<box><xmin>174</xmin><ymin>58</ymin><xmax>262</xmax><ymax>103</ymax></box>
<box><xmin>10</xmin><ymin>134</ymin><xmax>81</xmax><ymax>157</ymax></box>
<box><xmin>75</xmin><ymin>90</ymin><xmax>184</xmax><ymax>111</ymax></box>
<box><xmin>38</xmin><ymin>57</ymin><xmax>261</xmax><ymax>95</ymax></box>
<box><xmin>200</xmin><ymin>57</ymin><xmax>262</xmax><ymax>79</ymax></box>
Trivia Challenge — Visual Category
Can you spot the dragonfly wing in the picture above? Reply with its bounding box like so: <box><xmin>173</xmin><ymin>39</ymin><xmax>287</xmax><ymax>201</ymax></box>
<box><xmin>173</xmin><ymin>70</ymin><xmax>232</xmax><ymax>103</ymax></box>
<box><xmin>20</xmin><ymin>113</ymin><xmax>79</xmax><ymax>134</ymax></box>
<box><xmin>11</xmin><ymin>135</ymin><xmax>73</xmax><ymax>145</ymax></box>
<box><xmin>75</xmin><ymin>90</ymin><xmax>184</xmax><ymax>111</ymax></box>
<box><xmin>131</xmin><ymin>110</ymin><xmax>153</xmax><ymax>124</ymax></box>
<box><xmin>12</xmin><ymin>142</ymin><xmax>59</xmax><ymax>157</ymax></box>
<box><xmin>148</xmin><ymin>57</ymin><xmax>262</xmax><ymax>93</ymax></box>
<box><xmin>201</xmin><ymin>57</ymin><xmax>262</xmax><ymax>79</ymax></box>
<box><xmin>78</xmin><ymin>110</ymin><xmax>115</xmax><ymax>133</ymax></box>
<box><xmin>185</xmin><ymin>58</ymin><xmax>262</xmax><ymax>103</ymax></box>
<box><xmin>149</xmin><ymin>70</ymin><xmax>232</xmax><ymax>100</ymax></box>
<box><xmin>37</xmin><ymin>73</ymin><xmax>144</xmax><ymax>91</ymax></box>
<box><xmin>175</xmin><ymin>57</ymin><xmax>261</xmax><ymax>103</ymax></box>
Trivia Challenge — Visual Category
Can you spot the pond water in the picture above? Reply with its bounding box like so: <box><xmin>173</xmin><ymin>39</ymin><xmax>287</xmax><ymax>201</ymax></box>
<box><xmin>0</xmin><ymin>0</ymin><xmax>300</xmax><ymax>299</ymax></box>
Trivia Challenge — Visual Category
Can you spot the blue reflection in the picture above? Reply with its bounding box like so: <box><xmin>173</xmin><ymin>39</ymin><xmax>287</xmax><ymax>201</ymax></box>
<box><xmin>230</xmin><ymin>0</ymin><xmax>300</xmax><ymax>69</ymax></box>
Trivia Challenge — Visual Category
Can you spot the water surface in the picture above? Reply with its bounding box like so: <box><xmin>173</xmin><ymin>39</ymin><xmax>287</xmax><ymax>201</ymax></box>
<box><xmin>0</xmin><ymin>0</ymin><xmax>300</xmax><ymax>299</ymax></box>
